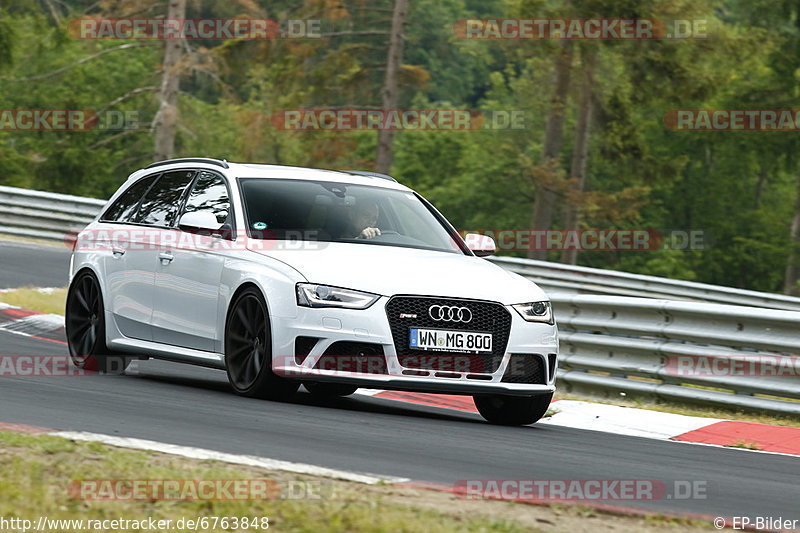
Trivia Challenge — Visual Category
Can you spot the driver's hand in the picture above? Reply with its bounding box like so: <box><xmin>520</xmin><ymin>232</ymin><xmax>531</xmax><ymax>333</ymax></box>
<box><xmin>359</xmin><ymin>227</ymin><xmax>381</xmax><ymax>239</ymax></box>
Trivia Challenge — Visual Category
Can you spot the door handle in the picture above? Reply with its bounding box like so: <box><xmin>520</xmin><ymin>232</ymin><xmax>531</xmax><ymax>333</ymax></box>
<box><xmin>158</xmin><ymin>252</ymin><xmax>174</xmax><ymax>264</ymax></box>
<box><xmin>112</xmin><ymin>249</ymin><xmax>125</xmax><ymax>258</ymax></box>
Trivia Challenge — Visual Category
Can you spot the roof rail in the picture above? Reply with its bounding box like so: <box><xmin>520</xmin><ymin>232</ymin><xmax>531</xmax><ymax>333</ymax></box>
<box><xmin>146</xmin><ymin>157</ymin><xmax>230</xmax><ymax>169</ymax></box>
<box><xmin>344</xmin><ymin>170</ymin><xmax>397</xmax><ymax>182</ymax></box>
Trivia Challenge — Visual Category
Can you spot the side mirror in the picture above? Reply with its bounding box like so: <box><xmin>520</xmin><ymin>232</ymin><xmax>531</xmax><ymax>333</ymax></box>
<box><xmin>464</xmin><ymin>232</ymin><xmax>496</xmax><ymax>257</ymax></box>
<box><xmin>178</xmin><ymin>211</ymin><xmax>223</xmax><ymax>233</ymax></box>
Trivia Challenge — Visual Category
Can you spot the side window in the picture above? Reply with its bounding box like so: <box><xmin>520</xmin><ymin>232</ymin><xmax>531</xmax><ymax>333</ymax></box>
<box><xmin>134</xmin><ymin>170</ymin><xmax>196</xmax><ymax>227</ymax></box>
<box><xmin>101</xmin><ymin>175</ymin><xmax>158</xmax><ymax>222</ymax></box>
<box><xmin>182</xmin><ymin>171</ymin><xmax>231</xmax><ymax>225</ymax></box>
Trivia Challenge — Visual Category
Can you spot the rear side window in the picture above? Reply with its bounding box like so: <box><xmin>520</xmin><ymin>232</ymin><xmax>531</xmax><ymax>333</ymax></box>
<box><xmin>182</xmin><ymin>171</ymin><xmax>231</xmax><ymax>225</ymax></box>
<box><xmin>101</xmin><ymin>175</ymin><xmax>158</xmax><ymax>222</ymax></box>
<box><xmin>134</xmin><ymin>170</ymin><xmax>196</xmax><ymax>227</ymax></box>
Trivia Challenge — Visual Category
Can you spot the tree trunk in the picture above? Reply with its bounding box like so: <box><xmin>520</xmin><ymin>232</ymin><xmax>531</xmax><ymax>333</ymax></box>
<box><xmin>754</xmin><ymin>162</ymin><xmax>768</xmax><ymax>209</ymax></box>
<box><xmin>528</xmin><ymin>41</ymin><xmax>573</xmax><ymax>260</ymax></box>
<box><xmin>783</xmin><ymin>171</ymin><xmax>800</xmax><ymax>295</ymax></box>
<box><xmin>375</xmin><ymin>0</ymin><xmax>408</xmax><ymax>175</ymax></box>
<box><xmin>153</xmin><ymin>0</ymin><xmax>185</xmax><ymax>161</ymax></box>
<box><xmin>560</xmin><ymin>46</ymin><xmax>597</xmax><ymax>265</ymax></box>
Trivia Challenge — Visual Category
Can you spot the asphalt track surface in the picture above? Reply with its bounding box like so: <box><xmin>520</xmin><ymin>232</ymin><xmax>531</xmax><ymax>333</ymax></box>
<box><xmin>0</xmin><ymin>241</ymin><xmax>798</xmax><ymax>521</ymax></box>
<box><xmin>0</xmin><ymin>239</ymin><xmax>72</xmax><ymax>288</ymax></box>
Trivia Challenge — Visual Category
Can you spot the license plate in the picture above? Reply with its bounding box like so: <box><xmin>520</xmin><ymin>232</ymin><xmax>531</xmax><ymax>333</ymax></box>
<box><xmin>409</xmin><ymin>328</ymin><xmax>493</xmax><ymax>353</ymax></box>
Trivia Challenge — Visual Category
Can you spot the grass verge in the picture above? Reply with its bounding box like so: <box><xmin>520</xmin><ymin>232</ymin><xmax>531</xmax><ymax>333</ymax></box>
<box><xmin>0</xmin><ymin>431</ymin><xmax>716</xmax><ymax>533</ymax></box>
<box><xmin>0</xmin><ymin>234</ymin><xmax>67</xmax><ymax>248</ymax></box>
<box><xmin>0</xmin><ymin>286</ymin><xmax>67</xmax><ymax>315</ymax></box>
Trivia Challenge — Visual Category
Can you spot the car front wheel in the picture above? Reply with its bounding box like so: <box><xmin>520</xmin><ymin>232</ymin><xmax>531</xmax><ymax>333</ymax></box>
<box><xmin>473</xmin><ymin>392</ymin><xmax>553</xmax><ymax>426</ymax></box>
<box><xmin>225</xmin><ymin>287</ymin><xmax>299</xmax><ymax>401</ymax></box>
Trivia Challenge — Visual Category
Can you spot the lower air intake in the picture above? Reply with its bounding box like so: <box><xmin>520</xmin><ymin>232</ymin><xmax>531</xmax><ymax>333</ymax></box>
<box><xmin>501</xmin><ymin>354</ymin><xmax>546</xmax><ymax>384</ymax></box>
<box><xmin>313</xmin><ymin>342</ymin><xmax>388</xmax><ymax>375</ymax></box>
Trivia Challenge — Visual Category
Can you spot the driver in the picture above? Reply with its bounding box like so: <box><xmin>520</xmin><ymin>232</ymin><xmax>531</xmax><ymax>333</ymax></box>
<box><xmin>348</xmin><ymin>201</ymin><xmax>381</xmax><ymax>239</ymax></box>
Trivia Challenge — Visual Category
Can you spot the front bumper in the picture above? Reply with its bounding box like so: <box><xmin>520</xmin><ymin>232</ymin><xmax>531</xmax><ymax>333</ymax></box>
<box><xmin>270</xmin><ymin>295</ymin><xmax>559</xmax><ymax>396</ymax></box>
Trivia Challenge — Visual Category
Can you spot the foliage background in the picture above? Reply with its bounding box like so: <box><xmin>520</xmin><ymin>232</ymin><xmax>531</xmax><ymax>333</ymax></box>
<box><xmin>0</xmin><ymin>0</ymin><xmax>798</xmax><ymax>293</ymax></box>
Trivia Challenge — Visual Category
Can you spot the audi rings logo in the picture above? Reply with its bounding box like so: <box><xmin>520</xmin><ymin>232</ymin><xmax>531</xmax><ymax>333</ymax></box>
<box><xmin>428</xmin><ymin>305</ymin><xmax>472</xmax><ymax>323</ymax></box>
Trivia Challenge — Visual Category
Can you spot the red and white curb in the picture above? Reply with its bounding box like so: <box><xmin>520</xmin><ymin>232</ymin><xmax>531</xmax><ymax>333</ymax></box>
<box><xmin>2</xmin><ymin>302</ymin><xmax>799</xmax><ymax>458</ymax></box>
<box><xmin>356</xmin><ymin>390</ymin><xmax>800</xmax><ymax>457</ymax></box>
<box><xmin>0</xmin><ymin>303</ymin><xmax>66</xmax><ymax>344</ymax></box>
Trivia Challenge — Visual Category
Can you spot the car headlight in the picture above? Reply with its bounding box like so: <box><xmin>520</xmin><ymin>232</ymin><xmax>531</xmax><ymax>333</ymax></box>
<box><xmin>512</xmin><ymin>301</ymin><xmax>553</xmax><ymax>324</ymax></box>
<box><xmin>296</xmin><ymin>283</ymin><xmax>380</xmax><ymax>309</ymax></box>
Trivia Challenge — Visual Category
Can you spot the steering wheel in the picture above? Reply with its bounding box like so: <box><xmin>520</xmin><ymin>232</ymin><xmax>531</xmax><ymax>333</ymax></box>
<box><xmin>356</xmin><ymin>229</ymin><xmax>400</xmax><ymax>240</ymax></box>
<box><xmin>358</xmin><ymin>230</ymin><xmax>400</xmax><ymax>241</ymax></box>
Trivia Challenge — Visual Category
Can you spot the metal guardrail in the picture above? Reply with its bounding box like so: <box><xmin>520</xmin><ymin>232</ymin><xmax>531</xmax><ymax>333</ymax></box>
<box><xmin>3</xmin><ymin>183</ymin><xmax>800</xmax><ymax>312</ymax></box>
<box><xmin>489</xmin><ymin>256</ymin><xmax>800</xmax><ymax>311</ymax></box>
<box><xmin>0</xmin><ymin>185</ymin><xmax>105</xmax><ymax>242</ymax></box>
<box><xmin>0</xmin><ymin>185</ymin><xmax>797</xmax><ymax>414</ymax></box>
<box><xmin>552</xmin><ymin>294</ymin><xmax>800</xmax><ymax>415</ymax></box>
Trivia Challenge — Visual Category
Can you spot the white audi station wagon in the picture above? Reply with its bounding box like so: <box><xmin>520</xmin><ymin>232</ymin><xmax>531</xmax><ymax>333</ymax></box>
<box><xmin>66</xmin><ymin>158</ymin><xmax>558</xmax><ymax>425</ymax></box>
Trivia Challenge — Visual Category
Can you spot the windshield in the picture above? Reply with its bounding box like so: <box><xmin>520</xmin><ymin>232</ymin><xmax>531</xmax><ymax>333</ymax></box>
<box><xmin>239</xmin><ymin>178</ymin><xmax>463</xmax><ymax>254</ymax></box>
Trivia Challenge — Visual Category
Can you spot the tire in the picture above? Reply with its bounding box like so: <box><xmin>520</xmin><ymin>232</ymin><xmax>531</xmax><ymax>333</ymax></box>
<box><xmin>473</xmin><ymin>392</ymin><xmax>553</xmax><ymax>426</ymax></box>
<box><xmin>304</xmin><ymin>382</ymin><xmax>358</xmax><ymax>397</ymax></box>
<box><xmin>65</xmin><ymin>271</ymin><xmax>131</xmax><ymax>374</ymax></box>
<box><xmin>224</xmin><ymin>287</ymin><xmax>299</xmax><ymax>401</ymax></box>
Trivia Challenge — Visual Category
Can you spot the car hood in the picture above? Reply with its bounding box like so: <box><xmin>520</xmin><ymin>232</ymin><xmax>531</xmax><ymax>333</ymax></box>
<box><xmin>251</xmin><ymin>242</ymin><xmax>548</xmax><ymax>304</ymax></box>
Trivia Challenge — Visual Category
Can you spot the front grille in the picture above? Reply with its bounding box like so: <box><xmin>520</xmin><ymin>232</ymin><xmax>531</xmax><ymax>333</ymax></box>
<box><xmin>313</xmin><ymin>341</ymin><xmax>388</xmax><ymax>374</ymax></box>
<box><xmin>385</xmin><ymin>296</ymin><xmax>512</xmax><ymax>373</ymax></box>
<box><xmin>501</xmin><ymin>354</ymin><xmax>546</xmax><ymax>384</ymax></box>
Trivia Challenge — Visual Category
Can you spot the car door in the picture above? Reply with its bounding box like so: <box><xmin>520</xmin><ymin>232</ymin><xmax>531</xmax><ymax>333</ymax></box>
<box><xmin>116</xmin><ymin>169</ymin><xmax>197</xmax><ymax>341</ymax></box>
<box><xmin>150</xmin><ymin>170</ymin><xmax>231</xmax><ymax>352</ymax></box>
<box><xmin>98</xmin><ymin>173</ymin><xmax>160</xmax><ymax>341</ymax></box>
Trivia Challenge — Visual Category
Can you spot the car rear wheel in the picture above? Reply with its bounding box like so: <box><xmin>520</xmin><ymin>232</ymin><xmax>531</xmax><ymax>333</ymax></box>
<box><xmin>304</xmin><ymin>382</ymin><xmax>358</xmax><ymax>397</ymax></box>
<box><xmin>225</xmin><ymin>287</ymin><xmax>299</xmax><ymax>400</ymax></box>
<box><xmin>473</xmin><ymin>392</ymin><xmax>553</xmax><ymax>426</ymax></box>
<box><xmin>65</xmin><ymin>271</ymin><xmax>130</xmax><ymax>374</ymax></box>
